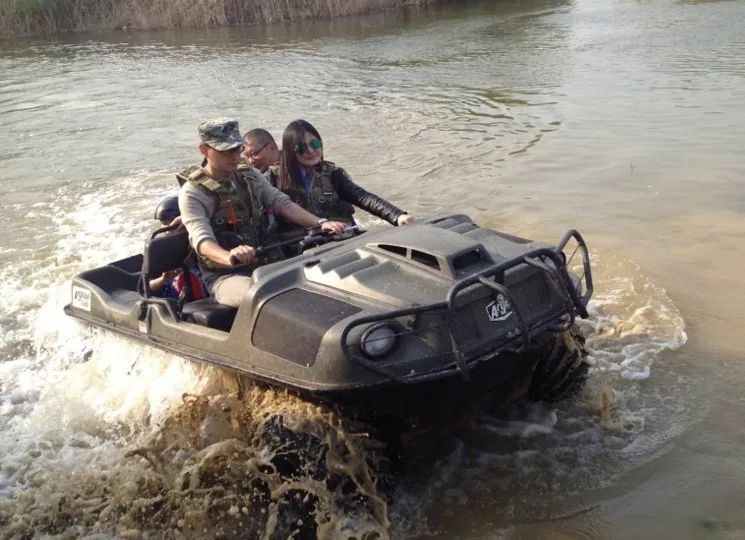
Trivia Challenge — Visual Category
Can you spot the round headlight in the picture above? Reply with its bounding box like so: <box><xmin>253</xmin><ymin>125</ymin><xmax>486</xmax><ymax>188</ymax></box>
<box><xmin>360</xmin><ymin>323</ymin><xmax>398</xmax><ymax>359</ymax></box>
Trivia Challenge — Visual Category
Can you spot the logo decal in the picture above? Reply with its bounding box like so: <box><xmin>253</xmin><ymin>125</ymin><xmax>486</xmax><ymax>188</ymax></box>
<box><xmin>72</xmin><ymin>286</ymin><xmax>92</xmax><ymax>312</ymax></box>
<box><xmin>486</xmin><ymin>294</ymin><xmax>512</xmax><ymax>322</ymax></box>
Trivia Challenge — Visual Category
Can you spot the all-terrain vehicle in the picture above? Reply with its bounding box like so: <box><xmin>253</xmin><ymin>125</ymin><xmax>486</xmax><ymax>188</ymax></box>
<box><xmin>64</xmin><ymin>214</ymin><xmax>593</xmax><ymax>418</ymax></box>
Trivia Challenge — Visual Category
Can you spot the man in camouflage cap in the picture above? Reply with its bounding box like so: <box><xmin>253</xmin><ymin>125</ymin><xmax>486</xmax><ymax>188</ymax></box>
<box><xmin>199</xmin><ymin>119</ymin><xmax>245</xmax><ymax>151</ymax></box>
<box><xmin>178</xmin><ymin>118</ymin><xmax>345</xmax><ymax>308</ymax></box>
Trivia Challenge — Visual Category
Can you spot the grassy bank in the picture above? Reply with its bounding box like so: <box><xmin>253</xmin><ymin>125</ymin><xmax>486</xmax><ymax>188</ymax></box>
<box><xmin>0</xmin><ymin>0</ymin><xmax>434</xmax><ymax>37</ymax></box>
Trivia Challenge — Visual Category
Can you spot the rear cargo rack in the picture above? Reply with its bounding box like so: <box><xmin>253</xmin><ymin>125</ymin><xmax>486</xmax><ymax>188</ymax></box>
<box><xmin>341</xmin><ymin>231</ymin><xmax>592</xmax><ymax>384</ymax></box>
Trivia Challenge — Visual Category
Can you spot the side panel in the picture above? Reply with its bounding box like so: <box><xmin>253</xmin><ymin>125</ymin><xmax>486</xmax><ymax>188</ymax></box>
<box><xmin>252</xmin><ymin>288</ymin><xmax>361</xmax><ymax>366</ymax></box>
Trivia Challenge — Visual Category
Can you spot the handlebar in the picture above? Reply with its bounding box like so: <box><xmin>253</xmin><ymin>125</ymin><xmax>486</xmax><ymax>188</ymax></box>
<box><xmin>229</xmin><ymin>226</ymin><xmax>358</xmax><ymax>266</ymax></box>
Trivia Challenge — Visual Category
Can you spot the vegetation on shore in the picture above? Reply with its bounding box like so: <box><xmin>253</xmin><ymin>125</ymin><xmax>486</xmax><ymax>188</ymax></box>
<box><xmin>1</xmin><ymin>0</ymin><xmax>432</xmax><ymax>37</ymax></box>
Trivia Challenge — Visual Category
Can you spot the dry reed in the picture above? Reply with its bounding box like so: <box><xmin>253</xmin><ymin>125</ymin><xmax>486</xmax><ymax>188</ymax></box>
<box><xmin>0</xmin><ymin>0</ymin><xmax>433</xmax><ymax>37</ymax></box>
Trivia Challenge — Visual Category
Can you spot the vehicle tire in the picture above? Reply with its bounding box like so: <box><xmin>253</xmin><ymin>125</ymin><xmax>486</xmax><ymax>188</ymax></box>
<box><xmin>528</xmin><ymin>326</ymin><xmax>589</xmax><ymax>402</ymax></box>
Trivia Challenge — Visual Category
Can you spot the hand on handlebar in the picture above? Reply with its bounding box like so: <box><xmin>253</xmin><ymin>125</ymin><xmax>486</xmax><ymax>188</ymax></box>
<box><xmin>320</xmin><ymin>220</ymin><xmax>347</xmax><ymax>235</ymax></box>
<box><xmin>228</xmin><ymin>245</ymin><xmax>256</xmax><ymax>266</ymax></box>
<box><xmin>396</xmin><ymin>213</ymin><xmax>415</xmax><ymax>226</ymax></box>
<box><xmin>170</xmin><ymin>216</ymin><xmax>186</xmax><ymax>232</ymax></box>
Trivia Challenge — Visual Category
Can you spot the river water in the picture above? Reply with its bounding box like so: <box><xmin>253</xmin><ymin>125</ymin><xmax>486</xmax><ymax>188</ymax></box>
<box><xmin>1</xmin><ymin>0</ymin><xmax>744</xmax><ymax>537</ymax></box>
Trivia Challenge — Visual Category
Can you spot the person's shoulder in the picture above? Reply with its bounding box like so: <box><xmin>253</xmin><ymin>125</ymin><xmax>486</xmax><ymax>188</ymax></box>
<box><xmin>323</xmin><ymin>160</ymin><xmax>352</xmax><ymax>177</ymax></box>
<box><xmin>176</xmin><ymin>164</ymin><xmax>207</xmax><ymax>186</ymax></box>
<box><xmin>179</xmin><ymin>170</ymin><xmax>214</xmax><ymax>204</ymax></box>
<box><xmin>236</xmin><ymin>157</ymin><xmax>252</xmax><ymax>171</ymax></box>
<box><xmin>264</xmin><ymin>166</ymin><xmax>279</xmax><ymax>187</ymax></box>
<box><xmin>326</xmin><ymin>162</ymin><xmax>354</xmax><ymax>183</ymax></box>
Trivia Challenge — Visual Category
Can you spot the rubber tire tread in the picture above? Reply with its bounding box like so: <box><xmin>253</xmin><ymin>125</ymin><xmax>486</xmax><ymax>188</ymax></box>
<box><xmin>528</xmin><ymin>328</ymin><xmax>589</xmax><ymax>403</ymax></box>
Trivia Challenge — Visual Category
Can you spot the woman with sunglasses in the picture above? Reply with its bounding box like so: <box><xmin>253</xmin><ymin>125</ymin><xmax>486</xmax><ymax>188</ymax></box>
<box><xmin>276</xmin><ymin>119</ymin><xmax>414</xmax><ymax>237</ymax></box>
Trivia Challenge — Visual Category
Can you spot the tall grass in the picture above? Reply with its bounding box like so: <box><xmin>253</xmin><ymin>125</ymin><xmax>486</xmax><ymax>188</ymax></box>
<box><xmin>0</xmin><ymin>0</ymin><xmax>433</xmax><ymax>36</ymax></box>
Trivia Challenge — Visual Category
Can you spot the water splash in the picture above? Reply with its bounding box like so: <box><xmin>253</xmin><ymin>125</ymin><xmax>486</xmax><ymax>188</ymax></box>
<box><xmin>0</xmin><ymin>179</ymin><xmax>690</xmax><ymax>539</ymax></box>
<box><xmin>579</xmin><ymin>253</ymin><xmax>687</xmax><ymax>381</ymax></box>
<box><xmin>387</xmin><ymin>249</ymin><xmax>689</xmax><ymax>538</ymax></box>
<box><xmin>1</xmin><ymin>328</ymin><xmax>391</xmax><ymax>539</ymax></box>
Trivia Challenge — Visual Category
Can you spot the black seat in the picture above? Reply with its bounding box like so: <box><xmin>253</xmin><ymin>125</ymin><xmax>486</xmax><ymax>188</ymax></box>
<box><xmin>181</xmin><ymin>298</ymin><xmax>237</xmax><ymax>332</ymax></box>
<box><xmin>141</xmin><ymin>230</ymin><xmax>192</xmax><ymax>295</ymax></box>
<box><xmin>141</xmin><ymin>228</ymin><xmax>237</xmax><ymax>331</ymax></box>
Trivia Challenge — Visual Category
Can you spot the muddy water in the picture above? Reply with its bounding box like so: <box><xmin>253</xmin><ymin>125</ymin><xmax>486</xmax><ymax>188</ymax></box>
<box><xmin>1</xmin><ymin>0</ymin><xmax>744</xmax><ymax>537</ymax></box>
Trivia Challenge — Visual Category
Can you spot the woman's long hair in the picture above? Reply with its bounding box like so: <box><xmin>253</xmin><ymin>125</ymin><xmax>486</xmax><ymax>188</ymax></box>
<box><xmin>277</xmin><ymin>119</ymin><xmax>323</xmax><ymax>192</ymax></box>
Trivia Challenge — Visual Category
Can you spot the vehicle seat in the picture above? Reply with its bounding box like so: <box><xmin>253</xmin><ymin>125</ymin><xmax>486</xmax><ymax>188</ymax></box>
<box><xmin>181</xmin><ymin>298</ymin><xmax>237</xmax><ymax>332</ymax></box>
<box><xmin>141</xmin><ymin>231</ymin><xmax>192</xmax><ymax>297</ymax></box>
<box><xmin>141</xmin><ymin>230</ymin><xmax>237</xmax><ymax>332</ymax></box>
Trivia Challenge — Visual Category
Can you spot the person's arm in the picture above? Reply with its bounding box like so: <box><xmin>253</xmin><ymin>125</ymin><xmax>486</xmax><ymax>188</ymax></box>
<box><xmin>257</xmin><ymin>173</ymin><xmax>346</xmax><ymax>234</ymax></box>
<box><xmin>279</xmin><ymin>202</ymin><xmax>346</xmax><ymax>234</ymax></box>
<box><xmin>396</xmin><ymin>214</ymin><xmax>415</xmax><ymax>225</ymax></box>
<box><xmin>149</xmin><ymin>271</ymin><xmax>176</xmax><ymax>292</ymax></box>
<box><xmin>198</xmin><ymin>238</ymin><xmax>256</xmax><ymax>266</ymax></box>
<box><xmin>178</xmin><ymin>184</ymin><xmax>218</xmax><ymax>251</ymax></box>
<box><xmin>169</xmin><ymin>215</ymin><xmax>185</xmax><ymax>231</ymax></box>
<box><xmin>332</xmin><ymin>168</ymin><xmax>412</xmax><ymax>225</ymax></box>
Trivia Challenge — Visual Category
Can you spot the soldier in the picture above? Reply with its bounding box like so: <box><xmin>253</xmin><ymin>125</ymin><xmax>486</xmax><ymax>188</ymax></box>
<box><xmin>178</xmin><ymin>119</ymin><xmax>345</xmax><ymax>308</ymax></box>
<box><xmin>275</xmin><ymin>119</ymin><xmax>415</xmax><ymax>239</ymax></box>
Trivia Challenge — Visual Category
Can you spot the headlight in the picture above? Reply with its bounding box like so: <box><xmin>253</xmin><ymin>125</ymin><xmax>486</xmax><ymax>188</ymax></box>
<box><xmin>360</xmin><ymin>323</ymin><xmax>398</xmax><ymax>359</ymax></box>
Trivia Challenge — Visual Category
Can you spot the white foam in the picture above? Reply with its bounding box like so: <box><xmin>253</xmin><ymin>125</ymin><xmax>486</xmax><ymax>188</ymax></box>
<box><xmin>578</xmin><ymin>253</ymin><xmax>687</xmax><ymax>382</ymax></box>
<box><xmin>0</xmin><ymin>173</ymin><xmax>187</xmax><ymax>499</ymax></box>
<box><xmin>389</xmin><ymin>249</ymin><xmax>691</xmax><ymax>531</ymax></box>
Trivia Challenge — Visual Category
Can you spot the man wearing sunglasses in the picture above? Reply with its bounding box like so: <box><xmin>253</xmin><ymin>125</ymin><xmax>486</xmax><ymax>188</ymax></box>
<box><xmin>242</xmin><ymin>128</ymin><xmax>281</xmax><ymax>177</ymax></box>
<box><xmin>177</xmin><ymin>119</ymin><xmax>346</xmax><ymax>308</ymax></box>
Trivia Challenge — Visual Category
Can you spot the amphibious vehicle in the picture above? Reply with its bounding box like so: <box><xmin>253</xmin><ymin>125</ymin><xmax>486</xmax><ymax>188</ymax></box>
<box><xmin>65</xmin><ymin>214</ymin><xmax>593</xmax><ymax>418</ymax></box>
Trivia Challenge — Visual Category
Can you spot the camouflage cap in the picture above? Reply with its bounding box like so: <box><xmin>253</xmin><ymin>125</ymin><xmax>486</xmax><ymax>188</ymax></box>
<box><xmin>198</xmin><ymin>119</ymin><xmax>245</xmax><ymax>151</ymax></box>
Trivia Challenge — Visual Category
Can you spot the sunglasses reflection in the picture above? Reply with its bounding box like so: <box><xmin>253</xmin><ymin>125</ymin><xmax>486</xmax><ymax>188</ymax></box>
<box><xmin>295</xmin><ymin>139</ymin><xmax>323</xmax><ymax>155</ymax></box>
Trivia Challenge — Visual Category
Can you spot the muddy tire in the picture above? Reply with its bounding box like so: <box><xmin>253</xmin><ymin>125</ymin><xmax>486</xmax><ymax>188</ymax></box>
<box><xmin>528</xmin><ymin>326</ymin><xmax>588</xmax><ymax>402</ymax></box>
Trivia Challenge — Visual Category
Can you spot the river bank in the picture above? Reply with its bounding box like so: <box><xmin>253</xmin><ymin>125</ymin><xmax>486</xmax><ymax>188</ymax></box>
<box><xmin>2</xmin><ymin>0</ymin><xmax>745</xmax><ymax>537</ymax></box>
<box><xmin>0</xmin><ymin>0</ymin><xmax>435</xmax><ymax>37</ymax></box>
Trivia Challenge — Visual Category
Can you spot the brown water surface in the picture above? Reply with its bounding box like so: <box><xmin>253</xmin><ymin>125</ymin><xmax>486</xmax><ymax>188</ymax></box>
<box><xmin>1</xmin><ymin>0</ymin><xmax>744</xmax><ymax>538</ymax></box>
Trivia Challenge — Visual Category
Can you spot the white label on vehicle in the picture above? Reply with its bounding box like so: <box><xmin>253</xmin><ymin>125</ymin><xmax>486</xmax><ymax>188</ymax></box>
<box><xmin>486</xmin><ymin>294</ymin><xmax>512</xmax><ymax>322</ymax></box>
<box><xmin>72</xmin><ymin>286</ymin><xmax>92</xmax><ymax>312</ymax></box>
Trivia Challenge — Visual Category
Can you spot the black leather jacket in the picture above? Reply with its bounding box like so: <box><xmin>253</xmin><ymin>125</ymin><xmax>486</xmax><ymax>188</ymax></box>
<box><xmin>328</xmin><ymin>167</ymin><xmax>406</xmax><ymax>225</ymax></box>
<box><xmin>270</xmin><ymin>162</ymin><xmax>407</xmax><ymax>225</ymax></box>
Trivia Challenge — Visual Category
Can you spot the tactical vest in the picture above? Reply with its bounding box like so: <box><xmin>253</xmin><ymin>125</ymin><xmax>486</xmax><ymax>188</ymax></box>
<box><xmin>266</xmin><ymin>163</ymin><xmax>280</xmax><ymax>187</ymax></box>
<box><xmin>185</xmin><ymin>166</ymin><xmax>268</xmax><ymax>273</ymax></box>
<box><xmin>236</xmin><ymin>157</ymin><xmax>251</xmax><ymax>171</ymax></box>
<box><xmin>282</xmin><ymin>161</ymin><xmax>355</xmax><ymax>224</ymax></box>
